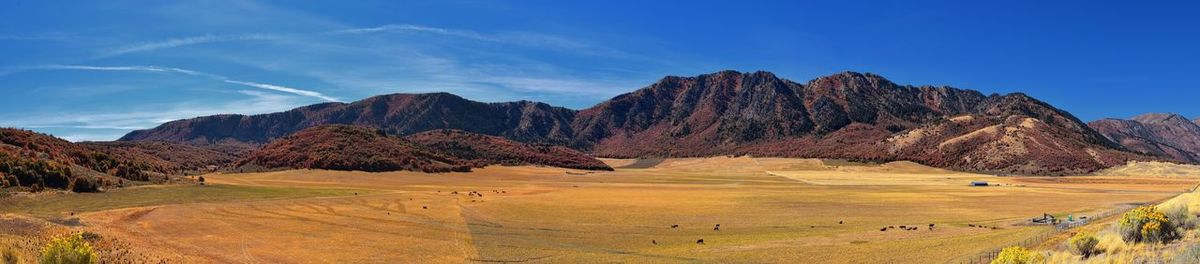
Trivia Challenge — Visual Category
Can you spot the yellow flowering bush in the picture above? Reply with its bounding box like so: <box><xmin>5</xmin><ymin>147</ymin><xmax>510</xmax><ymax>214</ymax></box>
<box><xmin>991</xmin><ymin>246</ymin><xmax>1044</xmax><ymax>264</ymax></box>
<box><xmin>1067</xmin><ymin>231</ymin><xmax>1099</xmax><ymax>258</ymax></box>
<box><xmin>39</xmin><ymin>232</ymin><xmax>97</xmax><ymax>264</ymax></box>
<box><xmin>1119</xmin><ymin>206</ymin><xmax>1176</xmax><ymax>243</ymax></box>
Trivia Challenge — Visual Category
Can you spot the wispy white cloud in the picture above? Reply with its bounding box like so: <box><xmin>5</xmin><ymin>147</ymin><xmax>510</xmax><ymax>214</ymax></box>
<box><xmin>33</xmin><ymin>64</ymin><xmax>340</xmax><ymax>102</ymax></box>
<box><xmin>223</xmin><ymin>80</ymin><xmax>340</xmax><ymax>102</ymax></box>
<box><xmin>333</xmin><ymin>24</ymin><xmax>624</xmax><ymax>57</ymax></box>
<box><xmin>0</xmin><ymin>89</ymin><xmax>311</xmax><ymax>141</ymax></box>
<box><xmin>0</xmin><ymin>32</ymin><xmax>75</xmax><ymax>41</ymax></box>
<box><xmin>101</xmin><ymin>33</ymin><xmax>278</xmax><ymax>57</ymax></box>
<box><xmin>478</xmin><ymin>76</ymin><xmax>625</xmax><ymax>95</ymax></box>
<box><xmin>334</xmin><ymin>24</ymin><xmax>490</xmax><ymax>40</ymax></box>
<box><xmin>37</xmin><ymin>65</ymin><xmax>210</xmax><ymax>76</ymax></box>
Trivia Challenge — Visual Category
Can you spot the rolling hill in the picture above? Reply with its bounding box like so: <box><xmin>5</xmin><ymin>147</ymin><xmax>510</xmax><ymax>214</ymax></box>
<box><xmin>235</xmin><ymin>125</ymin><xmax>469</xmax><ymax>173</ymax></box>
<box><xmin>0</xmin><ymin>128</ymin><xmax>202</xmax><ymax>192</ymax></box>
<box><xmin>236</xmin><ymin>125</ymin><xmax>611</xmax><ymax>173</ymax></box>
<box><xmin>406</xmin><ymin>129</ymin><xmax>611</xmax><ymax>171</ymax></box>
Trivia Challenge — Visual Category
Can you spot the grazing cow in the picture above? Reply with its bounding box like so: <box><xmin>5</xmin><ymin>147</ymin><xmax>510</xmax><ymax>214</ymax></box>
<box><xmin>928</xmin><ymin>224</ymin><xmax>935</xmax><ymax>230</ymax></box>
<box><xmin>671</xmin><ymin>225</ymin><xmax>679</xmax><ymax>228</ymax></box>
<box><xmin>968</xmin><ymin>224</ymin><xmax>976</xmax><ymax>227</ymax></box>
<box><xmin>696</xmin><ymin>239</ymin><xmax>705</xmax><ymax>245</ymax></box>
<box><xmin>889</xmin><ymin>226</ymin><xmax>895</xmax><ymax>229</ymax></box>
<box><xmin>422</xmin><ymin>206</ymin><xmax>428</xmax><ymax>209</ymax></box>
<box><xmin>810</xmin><ymin>226</ymin><xmax>815</xmax><ymax>228</ymax></box>
<box><xmin>880</xmin><ymin>227</ymin><xmax>887</xmax><ymax>232</ymax></box>
<box><xmin>839</xmin><ymin>221</ymin><xmax>843</xmax><ymax>224</ymax></box>
<box><xmin>900</xmin><ymin>225</ymin><xmax>907</xmax><ymax>229</ymax></box>
<box><xmin>713</xmin><ymin>226</ymin><xmax>720</xmax><ymax>231</ymax></box>
<box><xmin>652</xmin><ymin>240</ymin><xmax>657</xmax><ymax>245</ymax></box>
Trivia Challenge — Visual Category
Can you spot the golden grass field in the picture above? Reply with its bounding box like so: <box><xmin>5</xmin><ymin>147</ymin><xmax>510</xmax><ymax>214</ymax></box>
<box><xmin>2</xmin><ymin>157</ymin><xmax>1198</xmax><ymax>263</ymax></box>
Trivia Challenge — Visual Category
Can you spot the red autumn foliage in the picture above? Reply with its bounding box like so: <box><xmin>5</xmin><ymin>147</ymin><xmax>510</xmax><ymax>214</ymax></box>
<box><xmin>0</xmin><ymin>128</ymin><xmax>195</xmax><ymax>191</ymax></box>
<box><xmin>237</xmin><ymin>125</ymin><xmax>611</xmax><ymax>173</ymax></box>
<box><xmin>406</xmin><ymin>129</ymin><xmax>611</xmax><ymax>171</ymax></box>
<box><xmin>236</xmin><ymin>125</ymin><xmax>469</xmax><ymax>173</ymax></box>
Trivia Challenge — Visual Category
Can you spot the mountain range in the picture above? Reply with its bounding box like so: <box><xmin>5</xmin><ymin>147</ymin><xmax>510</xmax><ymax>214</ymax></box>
<box><xmin>1089</xmin><ymin>113</ymin><xmax>1200</xmax><ymax>163</ymax></box>
<box><xmin>120</xmin><ymin>70</ymin><xmax>1177</xmax><ymax>175</ymax></box>
<box><xmin>5</xmin><ymin>70</ymin><xmax>1199</xmax><ymax>193</ymax></box>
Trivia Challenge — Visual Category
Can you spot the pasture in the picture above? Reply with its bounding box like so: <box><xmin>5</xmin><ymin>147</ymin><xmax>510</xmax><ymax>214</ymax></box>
<box><xmin>1</xmin><ymin>157</ymin><xmax>1196</xmax><ymax>263</ymax></box>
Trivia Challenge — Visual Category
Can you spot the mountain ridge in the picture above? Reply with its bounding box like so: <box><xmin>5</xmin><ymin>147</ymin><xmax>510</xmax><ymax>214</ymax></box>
<box><xmin>120</xmin><ymin>70</ymin><xmax>1158</xmax><ymax>175</ymax></box>
<box><xmin>1089</xmin><ymin>113</ymin><xmax>1200</xmax><ymax>163</ymax></box>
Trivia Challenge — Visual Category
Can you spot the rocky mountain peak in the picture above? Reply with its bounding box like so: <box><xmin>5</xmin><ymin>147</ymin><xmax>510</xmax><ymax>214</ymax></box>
<box><xmin>1131</xmin><ymin>113</ymin><xmax>1192</xmax><ymax>125</ymax></box>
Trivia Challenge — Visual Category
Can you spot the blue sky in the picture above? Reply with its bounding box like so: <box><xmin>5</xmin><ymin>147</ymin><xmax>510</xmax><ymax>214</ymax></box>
<box><xmin>1</xmin><ymin>0</ymin><xmax>1198</xmax><ymax>141</ymax></box>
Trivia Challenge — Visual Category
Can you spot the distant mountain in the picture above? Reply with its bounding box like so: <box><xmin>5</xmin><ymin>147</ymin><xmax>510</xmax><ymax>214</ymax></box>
<box><xmin>576</xmin><ymin>71</ymin><xmax>1140</xmax><ymax>175</ymax></box>
<box><xmin>1089</xmin><ymin>113</ymin><xmax>1200</xmax><ymax>163</ymax></box>
<box><xmin>120</xmin><ymin>92</ymin><xmax>577</xmax><ymax>146</ymax></box>
<box><xmin>406</xmin><ymin>129</ymin><xmax>611</xmax><ymax>171</ymax></box>
<box><xmin>124</xmin><ymin>70</ymin><xmax>1152</xmax><ymax>175</ymax></box>
<box><xmin>0</xmin><ymin>128</ymin><xmax>198</xmax><ymax>192</ymax></box>
<box><xmin>236</xmin><ymin>125</ymin><xmax>610</xmax><ymax>173</ymax></box>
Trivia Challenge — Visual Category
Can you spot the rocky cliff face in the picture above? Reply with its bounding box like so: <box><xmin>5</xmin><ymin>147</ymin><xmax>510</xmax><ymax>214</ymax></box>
<box><xmin>1089</xmin><ymin>113</ymin><xmax>1200</xmax><ymax>163</ymax></box>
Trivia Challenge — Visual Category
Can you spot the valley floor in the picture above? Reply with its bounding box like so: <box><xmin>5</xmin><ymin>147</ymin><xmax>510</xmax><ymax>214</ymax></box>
<box><xmin>2</xmin><ymin>157</ymin><xmax>1198</xmax><ymax>263</ymax></box>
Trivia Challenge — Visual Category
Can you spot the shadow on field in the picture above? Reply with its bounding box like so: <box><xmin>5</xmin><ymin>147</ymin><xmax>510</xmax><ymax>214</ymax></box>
<box><xmin>618</xmin><ymin>159</ymin><xmax>665</xmax><ymax>169</ymax></box>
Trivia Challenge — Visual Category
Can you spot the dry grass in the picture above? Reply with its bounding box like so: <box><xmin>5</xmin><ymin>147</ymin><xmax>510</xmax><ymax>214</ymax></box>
<box><xmin>1097</xmin><ymin>161</ymin><xmax>1200</xmax><ymax>179</ymax></box>
<box><xmin>1032</xmin><ymin>166</ymin><xmax>1200</xmax><ymax>264</ymax></box>
<box><xmin>1</xmin><ymin>157</ymin><xmax>1194</xmax><ymax>263</ymax></box>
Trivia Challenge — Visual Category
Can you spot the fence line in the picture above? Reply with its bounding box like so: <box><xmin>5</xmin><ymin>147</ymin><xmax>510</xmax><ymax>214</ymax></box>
<box><xmin>955</xmin><ymin>183</ymin><xmax>1199</xmax><ymax>264</ymax></box>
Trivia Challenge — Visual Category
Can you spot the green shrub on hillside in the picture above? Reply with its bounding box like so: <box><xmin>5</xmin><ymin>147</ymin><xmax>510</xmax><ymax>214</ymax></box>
<box><xmin>991</xmin><ymin>246</ymin><xmax>1043</xmax><ymax>264</ymax></box>
<box><xmin>1164</xmin><ymin>205</ymin><xmax>1195</xmax><ymax>231</ymax></box>
<box><xmin>3</xmin><ymin>246</ymin><xmax>18</xmax><ymax>264</ymax></box>
<box><xmin>39</xmin><ymin>232</ymin><xmax>97</xmax><ymax>264</ymax></box>
<box><xmin>1171</xmin><ymin>243</ymin><xmax>1200</xmax><ymax>264</ymax></box>
<box><xmin>1119</xmin><ymin>206</ymin><xmax>1178</xmax><ymax>243</ymax></box>
<box><xmin>1067</xmin><ymin>232</ymin><xmax>1099</xmax><ymax>258</ymax></box>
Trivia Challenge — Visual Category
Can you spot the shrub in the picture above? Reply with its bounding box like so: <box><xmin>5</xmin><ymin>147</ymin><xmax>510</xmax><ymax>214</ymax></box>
<box><xmin>1067</xmin><ymin>232</ymin><xmax>1099</xmax><ymax>258</ymax></box>
<box><xmin>991</xmin><ymin>246</ymin><xmax>1044</xmax><ymax>264</ymax></box>
<box><xmin>39</xmin><ymin>232</ymin><xmax>97</xmax><ymax>264</ymax></box>
<box><xmin>1119</xmin><ymin>206</ymin><xmax>1177</xmax><ymax>243</ymax></box>
<box><xmin>1171</xmin><ymin>243</ymin><xmax>1200</xmax><ymax>264</ymax></box>
<box><xmin>2</xmin><ymin>246</ymin><xmax>18</xmax><ymax>264</ymax></box>
<box><xmin>1164</xmin><ymin>205</ymin><xmax>1194</xmax><ymax>231</ymax></box>
<box><xmin>70</xmin><ymin>177</ymin><xmax>100</xmax><ymax>193</ymax></box>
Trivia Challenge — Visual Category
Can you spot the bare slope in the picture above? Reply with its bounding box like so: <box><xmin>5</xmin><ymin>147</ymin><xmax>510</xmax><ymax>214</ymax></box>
<box><xmin>1089</xmin><ymin>113</ymin><xmax>1200</xmax><ymax>163</ymax></box>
